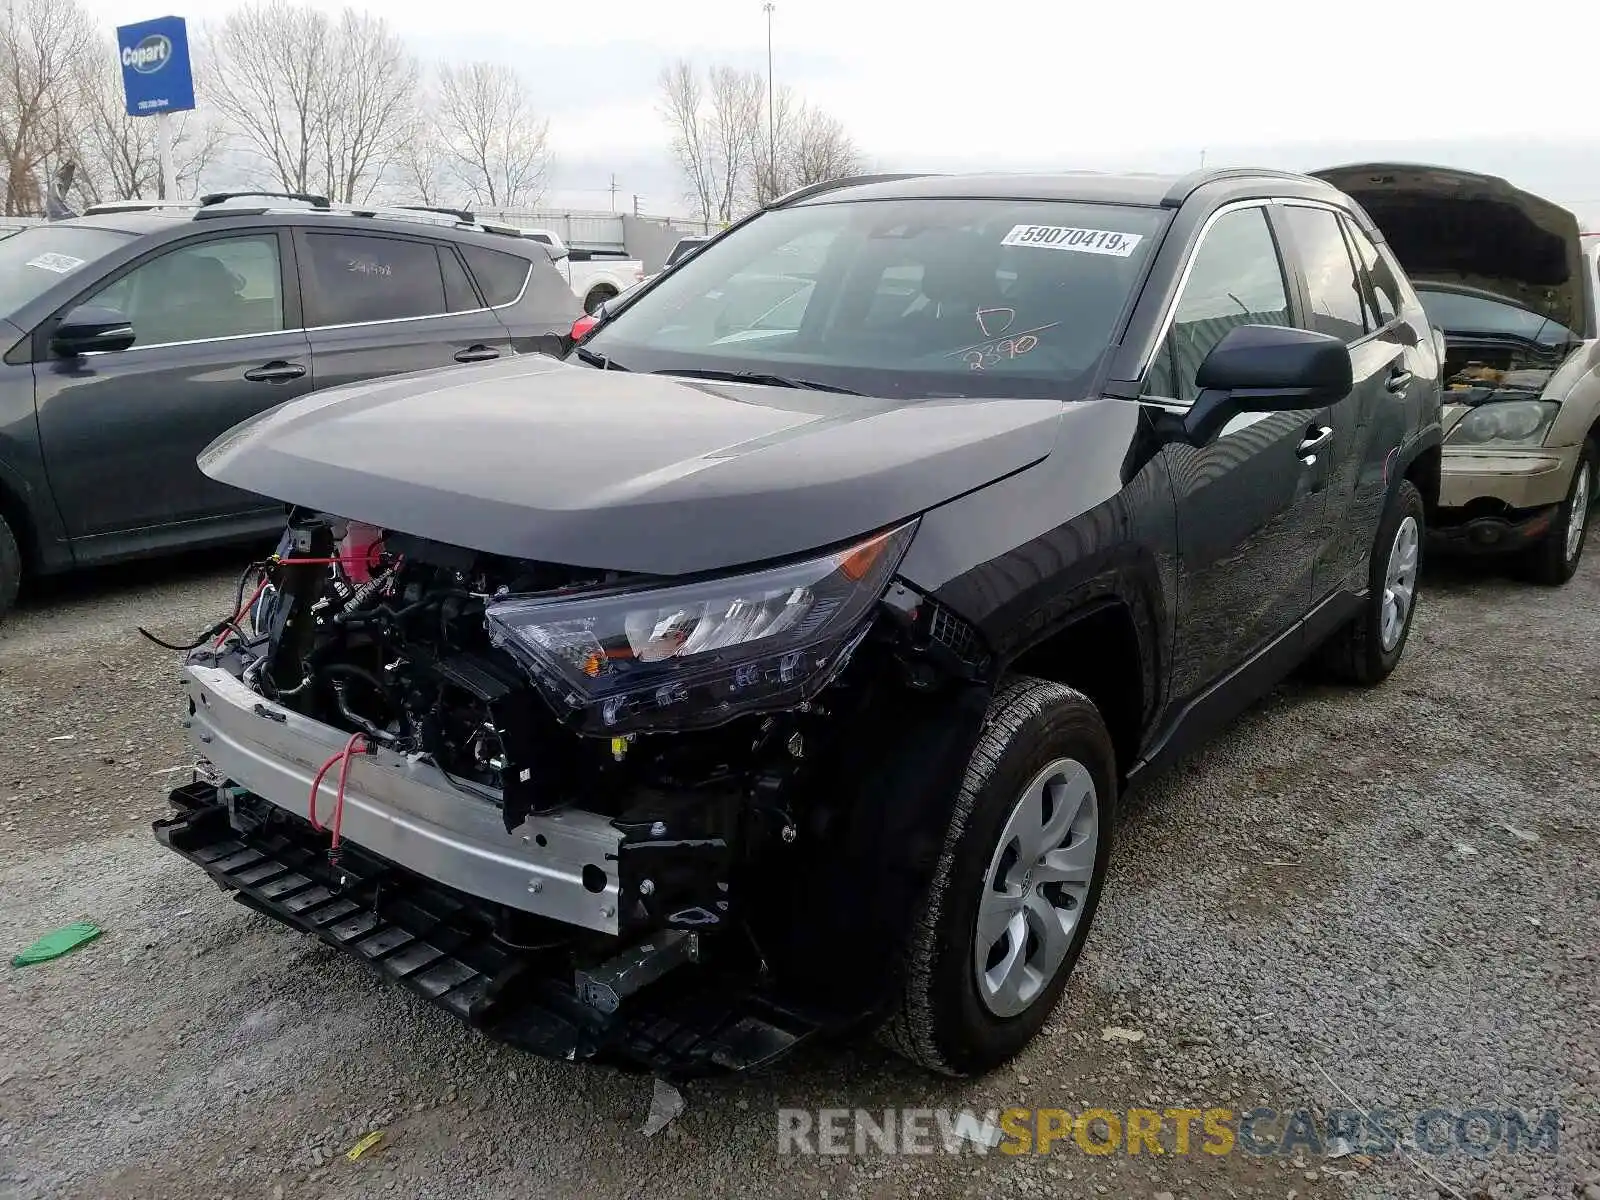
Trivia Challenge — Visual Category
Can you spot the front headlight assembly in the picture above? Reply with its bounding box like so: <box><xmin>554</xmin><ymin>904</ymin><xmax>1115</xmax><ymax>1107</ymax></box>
<box><xmin>1447</xmin><ymin>399</ymin><xmax>1561</xmax><ymax>448</ymax></box>
<box><xmin>485</xmin><ymin>521</ymin><xmax>918</xmax><ymax>734</ymax></box>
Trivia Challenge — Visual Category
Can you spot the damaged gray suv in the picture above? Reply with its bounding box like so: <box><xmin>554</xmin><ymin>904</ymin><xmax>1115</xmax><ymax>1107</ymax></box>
<box><xmin>156</xmin><ymin>169</ymin><xmax>1442</xmax><ymax>1078</ymax></box>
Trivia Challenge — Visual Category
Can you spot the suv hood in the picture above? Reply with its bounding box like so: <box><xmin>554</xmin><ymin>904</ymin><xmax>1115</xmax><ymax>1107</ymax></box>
<box><xmin>1313</xmin><ymin>163</ymin><xmax>1589</xmax><ymax>337</ymax></box>
<box><xmin>199</xmin><ymin>357</ymin><xmax>1064</xmax><ymax>576</ymax></box>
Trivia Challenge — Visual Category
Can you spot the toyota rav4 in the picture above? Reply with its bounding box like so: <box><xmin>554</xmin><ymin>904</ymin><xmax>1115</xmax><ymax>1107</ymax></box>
<box><xmin>154</xmin><ymin>169</ymin><xmax>1442</xmax><ymax>1079</ymax></box>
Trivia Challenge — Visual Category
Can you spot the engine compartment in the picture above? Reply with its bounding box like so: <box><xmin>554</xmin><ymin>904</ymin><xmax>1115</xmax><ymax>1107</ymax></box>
<box><xmin>188</xmin><ymin>509</ymin><xmax>925</xmax><ymax>937</ymax></box>
<box><xmin>1443</xmin><ymin>343</ymin><xmax>1561</xmax><ymax>399</ymax></box>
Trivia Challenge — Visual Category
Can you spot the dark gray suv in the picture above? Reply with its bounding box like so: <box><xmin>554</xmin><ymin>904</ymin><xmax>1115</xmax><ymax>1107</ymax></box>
<box><xmin>0</xmin><ymin>193</ymin><xmax>580</xmax><ymax>617</ymax></box>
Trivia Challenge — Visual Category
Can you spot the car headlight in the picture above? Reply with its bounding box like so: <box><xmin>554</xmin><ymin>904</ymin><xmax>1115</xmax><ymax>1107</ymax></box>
<box><xmin>1447</xmin><ymin>400</ymin><xmax>1560</xmax><ymax>447</ymax></box>
<box><xmin>485</xmin><ymin>521</ymin><xmax>917</xmax><ymax>734</ymax></box>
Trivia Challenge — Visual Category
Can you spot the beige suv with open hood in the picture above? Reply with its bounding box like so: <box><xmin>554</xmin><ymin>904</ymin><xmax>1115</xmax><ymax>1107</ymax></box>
<box><xmin>1316</xmin><ymin>165</ymin><xmax>1598</xmax><ymax>584</ymax></box>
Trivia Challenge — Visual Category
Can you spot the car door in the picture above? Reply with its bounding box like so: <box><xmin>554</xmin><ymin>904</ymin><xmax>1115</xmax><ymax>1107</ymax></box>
<box><xmin>1141</xmin><ymin>203</ymin><xmax>1330</xmax><ymax>703</ymax></box>
<box><xmin>32</xmin><ymin>228</ymin><xmax>313</xmax><ymax>540</ymax></box>
<box><xmin>295</xmin><ymin>229</ymin><xmax>513</xmax><ymax>390</ymax></box>
<box><xmin>1275</xmin><ymin>203</ymin><xmax>1416</xmax><ymax>603</ymax></box>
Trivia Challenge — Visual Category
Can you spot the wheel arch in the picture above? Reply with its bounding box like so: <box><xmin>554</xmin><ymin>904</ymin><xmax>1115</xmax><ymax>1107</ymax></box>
<box><xmin>1001</xmin><ymin>596</ymin><xmax>1152</xmax><ymax>781</ymax></box>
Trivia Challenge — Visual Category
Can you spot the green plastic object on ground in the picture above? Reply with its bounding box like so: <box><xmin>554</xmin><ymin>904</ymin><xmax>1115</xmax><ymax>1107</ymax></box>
<box><xmin>11</xmin><ymin>921</ymin><xmax>103</xmax><ymax>967</ymax></box>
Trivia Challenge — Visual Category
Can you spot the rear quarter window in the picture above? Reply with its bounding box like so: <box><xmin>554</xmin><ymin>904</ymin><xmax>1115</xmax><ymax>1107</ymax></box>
<box><xmin>462</xmin><ymin>247</ymin><xmax>533</xmax><ymax>307</ymax></box>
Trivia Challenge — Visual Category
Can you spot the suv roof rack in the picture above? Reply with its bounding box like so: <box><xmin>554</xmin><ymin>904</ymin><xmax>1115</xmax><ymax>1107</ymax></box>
<box><xmin>393</xmin><ymin>203</ymin><xmax>476</xmax><ymax>223</ymax></box>
<box><xmin>1159</xmin><ymin>167</ymin><xmax>1319</xmax><ymax>208</ymax></box>
<box><xmin>200</xmin><ymin>190</ymin><xmax>330</xmax><ymax>209</ymax></box>
<box><xmin>81</xmin><ymin>199</ymin><xmax>199</xmax><ymax>216</ymax></box>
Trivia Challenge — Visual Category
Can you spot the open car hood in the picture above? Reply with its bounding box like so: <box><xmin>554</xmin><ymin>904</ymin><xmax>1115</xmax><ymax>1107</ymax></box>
<box><xmin>198</xmin><ymin>356</ymin><xmax>1063</xmax><ymax>576</ymax></box>
<box><xmin>1313</xmin><ymin>163</ymin><xmax>1589</xmax><ymax>337</ymax></box>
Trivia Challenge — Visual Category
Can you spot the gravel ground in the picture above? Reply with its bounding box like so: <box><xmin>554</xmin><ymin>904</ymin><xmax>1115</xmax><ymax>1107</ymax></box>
<box><xmin>0</xmin><ymin>548</ymin><xmax>1596</xmax><ymax>1200</ymax></box>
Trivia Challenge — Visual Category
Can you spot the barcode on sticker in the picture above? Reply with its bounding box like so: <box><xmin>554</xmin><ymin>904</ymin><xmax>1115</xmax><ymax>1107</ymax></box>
<box><xmin>1000</xmin><ymin>225</ymin><xmax>1143</xmax><ymax>257</ymax></box>
<box><xmin>26</xmin><ymin>253</ymin><xmax>86</xmax><ymax>274</ymax></box>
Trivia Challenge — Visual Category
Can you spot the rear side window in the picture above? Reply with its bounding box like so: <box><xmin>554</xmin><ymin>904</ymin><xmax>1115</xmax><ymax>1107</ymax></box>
<box><xmin>1341</xmin><ymin>219</ymin><xmax>1401</xmax><ymax>327</ymax></box>
<box><xmin>1144</xmin><ymin>206</ymin><xmax>1291</xmax><ymax>405</ymax></box>
<box><xmin>1281</xmin><ymin>206</ymin><xmax>1367</xmax><ymax>342</ymax></box>
<box><xmin>302</xmin><ymin>233</ymin><xmax>448</xmax><ymax>326</ymax></box>
<box><xmin>461</xmin><ymin>247</ymin><xmax>532</xmax><ymax>307</ymax></box>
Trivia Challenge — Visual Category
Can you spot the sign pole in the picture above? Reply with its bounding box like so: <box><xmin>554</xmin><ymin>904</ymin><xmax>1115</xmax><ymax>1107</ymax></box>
<box><xmin>155</xmin><ymin>112</ymin><xmax>178</xmax><ymax>200</ymax></box>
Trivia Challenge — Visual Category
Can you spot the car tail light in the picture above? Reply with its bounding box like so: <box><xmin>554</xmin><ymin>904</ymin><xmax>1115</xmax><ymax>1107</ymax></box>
<box><xmin>571</xmin><ymin>313</ymin><xmax>599</xmax><ymax>341</ymax></box>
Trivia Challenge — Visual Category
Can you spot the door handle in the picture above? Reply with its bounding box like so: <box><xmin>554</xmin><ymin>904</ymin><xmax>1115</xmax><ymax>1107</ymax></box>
<box><xmin>1385</xmin><ymin>367</ymin><xmax>1413</xmax><ymax>393</ymax></box>
<box><xmin>1298</xmin><ymin>425</ymin><xmax>1333</xmax><ymax>463</ymax></box>
<box><xmin>454</xmin><ymin>345</ymin><xmax>501</xmax><ymax>364</ymax></box>
<box><xmin>243</xmin><ymin>361</ymin><xmax>307</xmax><ymax>383</ymax></box>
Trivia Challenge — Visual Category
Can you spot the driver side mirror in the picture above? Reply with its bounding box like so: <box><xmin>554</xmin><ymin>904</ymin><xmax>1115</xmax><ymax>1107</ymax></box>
<box><xmin>51</xmin><ymin>305</ymin><xmax>136</xmax><ymax>357</ymax></box>
<box><xmin>1182</xmin><ymin>324</ymin><xmax>1352</xmax><ymax>443</ymax></box>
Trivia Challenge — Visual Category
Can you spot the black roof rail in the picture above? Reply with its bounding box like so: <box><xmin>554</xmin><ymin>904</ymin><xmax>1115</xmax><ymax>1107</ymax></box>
<box><xmin>391</xmin><ymin>203</ymin><xmax>476</xmax><ymax>223</ymax></box>
<box><xmin>766</xmin><ymin>173</ymin><xmax>935</xmax><ymax>209</ymax></box>
<box><xmin>199</xmin><ymin>190</ymin><xmax>330</xmax><ymax>209</ymax></box>
<box><xmin>81</xmin><ymin>199</ymin><xmax>199</xmax><ymax>216</ymax></box>
<box><xmin>1159</xmin><ymin>167</ymin><xmax>1319</xmax><ymax>208</ymax></box>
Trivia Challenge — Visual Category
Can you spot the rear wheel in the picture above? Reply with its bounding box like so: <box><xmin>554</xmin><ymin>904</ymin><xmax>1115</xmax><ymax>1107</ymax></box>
<box><xmin>1317</xmin><ymin>478</ymin><xmax>1425</xmax><ymax>686</ymax></box>
<box><xmin>583</xmin><ymin>286</ymin><xmax>617</xmax><ymax>315</ymax></box>
<box><xmin>0</xmin><ymin>513</ymin><xmax>20</xmax><ymax>621</ymax></box>
<box><xmin>1517</xmin><ymin>439</ymin><xmax>1594</xmax><ymax>586</ymax></box>
<box><xmin>879</xmin><ymin>677</ymin><xmax>1116</xmax><ymax>1077</ymax></box>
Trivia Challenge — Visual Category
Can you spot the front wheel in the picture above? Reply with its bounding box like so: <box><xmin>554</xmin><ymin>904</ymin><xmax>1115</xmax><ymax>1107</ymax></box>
<box><xmin>879</xmin><ymin>677</ymin><xmax>1116</xmax><ymax>1077</ymax></box>
<box><xmin>1317</xmin><ymin>477</ymin><xmax>1426</xmax><ymax>686</ymax></box>
<box><xmin>1517</xmin><ymin>439</ymin><xmax>1594</xmax><ymax>586</ymax></box>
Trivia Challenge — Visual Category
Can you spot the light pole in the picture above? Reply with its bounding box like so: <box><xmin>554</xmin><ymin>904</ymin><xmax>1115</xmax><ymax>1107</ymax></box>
<box><xmin>763</xmin><ymin>2</ymin><xmax>775</xmax><ymax>201</ymax></box>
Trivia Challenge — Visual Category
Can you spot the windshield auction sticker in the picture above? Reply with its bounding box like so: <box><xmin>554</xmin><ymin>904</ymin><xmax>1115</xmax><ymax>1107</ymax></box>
<box><xmin>1000</xmin><ymin>225</ymin><xmax>1143</xmax><ymax>257</ymax></box>
<box><xmin>26</xmin><ymin>253</ymin><xmax>87</xmax><ymax>274</ymax></box>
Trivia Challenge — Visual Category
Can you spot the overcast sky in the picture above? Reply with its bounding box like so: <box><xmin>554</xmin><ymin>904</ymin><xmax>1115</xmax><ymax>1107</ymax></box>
<box><xmin>84</xmin><ymin>0</ymin><xmax>1600</xmax><ymax>224</ymax></box>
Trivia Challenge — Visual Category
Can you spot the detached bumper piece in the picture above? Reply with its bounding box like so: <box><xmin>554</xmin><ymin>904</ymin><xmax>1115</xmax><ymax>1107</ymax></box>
<box><xmin>154</xmin><ymin>781</ymin><xmax>817</xmax><ymax>1078</ymax></box>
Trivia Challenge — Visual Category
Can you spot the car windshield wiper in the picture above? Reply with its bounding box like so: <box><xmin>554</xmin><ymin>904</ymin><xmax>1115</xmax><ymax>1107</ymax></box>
<box><xmin>653</xmin><ymin>367</ymin><xmax>862</xmax><ymax>395</ymax></box>
<box><xmin>574</xmin><ymin>346</ymin><xmax>628</xmax><ymax>371</ymax></box>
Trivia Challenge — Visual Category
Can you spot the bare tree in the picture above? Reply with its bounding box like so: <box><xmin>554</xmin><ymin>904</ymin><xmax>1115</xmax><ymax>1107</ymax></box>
<box><xmin>705</xmin><ymin>66</ymin><xmax>763</xmax><ymax>224</ymax></box>
<box><xmin>315</xmin><ymin>9</ymin><xmax>417</xmax><ymax>204</ymax></box>
<box><xmin>395</xmin><ymin>104</ymin><xmax>447</xmax><ymax>207</ymax></box>
<box><xmin>659</xmin><ymin>60</ymin><xmax>859</xmax><ymax>223</ymax></box>
<box><xmin>781</xmin><ymin>106</ymin><xmax>860</xmax><ymax>190</ymax></box>
<box><xmin>433</xmin><ymin>61</ymin><xmax>549</xmax><ymax>209</ymax></box>
<box><xmin>658</xmin><ymin>59</ymin><xmax>713</xmax><ymax>225</ymax></box>
<box><xmin>70</xmin><ymin>42</ymin><xmax>221</xmax><ymax>202</ymax></box>
<box><xmin>203</xmin><ymin>1</ymin><xmax>416</xmax><ymax>203</ymax></box>
<box><xmin>0</xmin><ymin>0</ymin><xmax>97</xmax><ymax>215</ymax></box>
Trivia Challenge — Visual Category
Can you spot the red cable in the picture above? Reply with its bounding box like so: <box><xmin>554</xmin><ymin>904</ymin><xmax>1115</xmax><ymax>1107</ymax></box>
<box><xmin>214</xmin><ymin>574</ymin><xmax>270</xmax><ymax>648</ymax></box>
<box><xmin>329</xmin><ymin>731</ymin><xmax>365</xmax><ymax>853</ymax></box>
<box><xmin>306</xmin><ymin>743</ymin><xmax>349</xmax><ymax>833</ymax></box>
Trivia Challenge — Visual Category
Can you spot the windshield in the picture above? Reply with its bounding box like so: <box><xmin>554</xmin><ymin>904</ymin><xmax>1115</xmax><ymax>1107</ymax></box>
<box><xmin>0</xmin><ymin>225</ymin><xmax>134</xmax><ymax>314</ymax></box>
<box><xmin>584</xmin><ymin>198</ymin><xmax>1166</xmax><ymax>398</ymax></box>
<box><xmin>1417</xmin><ymin>286</ymin><xmax>1578</xmax><ymax>347</ymax></box>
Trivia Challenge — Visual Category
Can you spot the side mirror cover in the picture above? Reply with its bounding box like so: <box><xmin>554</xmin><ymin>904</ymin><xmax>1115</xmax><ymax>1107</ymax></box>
<box><xmin>51</xmin><ymin>305</ymin><xmax>136</xmax><ymax>356</ymax></box>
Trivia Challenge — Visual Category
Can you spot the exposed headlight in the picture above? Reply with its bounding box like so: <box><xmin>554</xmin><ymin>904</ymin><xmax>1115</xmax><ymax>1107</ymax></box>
<box><xmin>1447</xmin><ymin>400</ymin><xmax>1560</xmax><ymax>447</ymax></box>
<box><xmin>485</xmin><ymin>521</ymin><xmax>917</xmax><ymax>734</ymax></box>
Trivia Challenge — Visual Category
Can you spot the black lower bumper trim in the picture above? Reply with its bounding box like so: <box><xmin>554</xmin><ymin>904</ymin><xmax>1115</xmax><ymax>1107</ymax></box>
<box><xmin>154</xmin><ymin>781</ymin><xmax>818</xmax><ymax>1078</ymax></box>
<box><xmin>1429</xmin><ymin>504</ymin><xmax>1557</xmax><ymax>556</ymax></box>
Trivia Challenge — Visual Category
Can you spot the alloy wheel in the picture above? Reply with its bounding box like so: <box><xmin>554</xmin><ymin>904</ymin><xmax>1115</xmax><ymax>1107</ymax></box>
<box><xmin>1381</xmin><ymin>515</ymin><xmax>1420</xmax><ymax>652</ymax></box>
<box><xmin>973</xmin><ymin>757</ymin><xmax>1099</xmax><ymax>1018</ymax></box>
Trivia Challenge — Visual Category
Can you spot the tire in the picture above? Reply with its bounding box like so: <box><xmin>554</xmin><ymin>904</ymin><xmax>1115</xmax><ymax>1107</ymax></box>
<box><xmin>0</xmin><ymin>512</ymin><xmax>20</xmax><ymax>621</ymax></box>
<box><xmin>583</xmin><ymin>286</ymin><xmax>616</xmax><ymax>315</ymax></box>
<box><xmin>1317</xmin><ymin>478</ymin><xmax>1425</xmax><ymax>687</ymax></box>
<box><xmin>879</xmin><ymin>677</ymin><xmax>1116</xmax><ymax>1077</ymax></box>
<box><xmin>1516</xmin><ymin>439</ymin><xmax>1594</xmax><ymax>587</ymax></box>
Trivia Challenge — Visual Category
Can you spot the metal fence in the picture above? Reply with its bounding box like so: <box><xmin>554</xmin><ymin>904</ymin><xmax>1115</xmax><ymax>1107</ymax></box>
<box><xmin>472</xmin><ymin>208</ymin><xmax>713</xmax><ymax>254</ymax></box>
